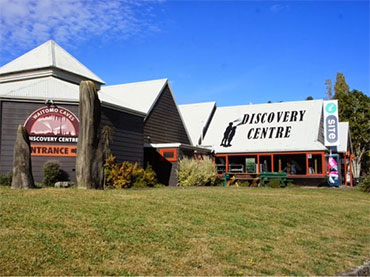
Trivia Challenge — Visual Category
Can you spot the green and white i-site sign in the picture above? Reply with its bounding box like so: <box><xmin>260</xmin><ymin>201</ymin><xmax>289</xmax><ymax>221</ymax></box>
<box><xmin>323</xmin><ymin>100</ymin><xmax>339</xmax><ymax>146</ymax></box>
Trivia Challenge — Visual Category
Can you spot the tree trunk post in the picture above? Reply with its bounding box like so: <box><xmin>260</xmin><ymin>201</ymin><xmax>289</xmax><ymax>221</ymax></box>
<box><xmin>11</xmin><ymin>125</ymin><xmax>35</xmax><ymax>189</ymax></box>
<box><xmin>76</xmin><ymin>81</ymin><xmax>104</xmax><ymax>189</ymax></box>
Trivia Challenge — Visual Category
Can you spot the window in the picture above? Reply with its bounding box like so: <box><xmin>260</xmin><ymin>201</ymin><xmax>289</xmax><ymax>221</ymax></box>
<box><xmin>273</xmin><ymin>154</ymin><xmax>306</xmax><ymax>175</ymax></box>
<box><xmin>159</xmin><ymin>149</ymin><xmax>177</xmax><ymax>162</ymax></box>
<box><xmin>215</xmin><ymin>156</ymin><xmax>226</xmax><ymax>174</ymax></box>
<box><xmin>308</xmin><ymin>154</ymin><xmax>323</xmax><ymax>175</ymax></box>
<box><xmin>259</xmin><ymin>155</ymin><xmax>272</xmax><ymax>173</ymax></box>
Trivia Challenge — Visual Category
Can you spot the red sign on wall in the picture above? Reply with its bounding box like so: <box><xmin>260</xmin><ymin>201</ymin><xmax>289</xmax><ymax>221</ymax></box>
<box><xmin>24</xmin><ymin>106</ymin><xmax>79</xmax><ymax>157</ymax></box>
<box><xmin>31</xmin><ymin>145</ymin><xmax>77</xmax><ymax>157</ymax></box>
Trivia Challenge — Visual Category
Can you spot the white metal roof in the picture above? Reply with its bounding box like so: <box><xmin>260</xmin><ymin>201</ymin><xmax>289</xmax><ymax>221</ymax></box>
<box><xmin>0</xmin><ymin>77</ymin><xmax>80</xmax><ymax>101</ymax></box>
<box><xmin>0</xmin><ymin>40</ymin><xmax>104</xmax><ymax>84</ymax></box>
<box><xmin>337</xmin><ymin>122</ymin><xmax>349</xmax><ymax>153</ymax></box>
<box><xmin>179</xmin><ymin>101</ymin><xmax>216</xmax><ymax>146</ymax></box>
<box><xmin>202</xmin><ymin>100</ymin><xmax>327</xmax><ymax>153</ymax></box>
<box><xmin>0</xmin><ymin>76</ymin><xmax>145</xmax><ymax>117</ymax></box>
<box><xmin>100</xmin><ymin>78</ymin><xmax>168</xmax><ymax>114</ymax></box>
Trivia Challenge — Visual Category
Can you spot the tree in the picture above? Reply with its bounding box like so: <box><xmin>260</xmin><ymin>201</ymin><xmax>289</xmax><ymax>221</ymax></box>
<box><xmin>334</xmin><ymin>73</ymin><xmax>350</xmax><ymax>96</ymax></box>
<box><xmin>101</xmin><ymin>125</ymin><xmax>114</xmax><ymax>160</ymax></box>
<box><xmin>324</xmin><ymin>79</ymin><xmax>333</xmax><ymax>99</ymax></box>
<box><xmin>334</xmin><ymin>77</ymin><xmax>370</xmax><ymax>178</ymax></box>
<box><xmin>306</xmin><ymin>96</ymin><xmax>313</xmax><ymax>100</ymax></box>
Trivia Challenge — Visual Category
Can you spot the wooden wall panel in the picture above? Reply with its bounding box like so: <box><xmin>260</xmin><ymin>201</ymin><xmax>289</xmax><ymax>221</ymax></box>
<box><xmin>0</xmin><ymin>101</ymin><xmax>79</xmax><ymax>182</ymax></box>
<box><xmin>100</xmin><ymin>107</ymin><xmax>144</xmax><ymax>166</ymax></box>
<box><xmin>144</xmin><ymin>85</ymin><xmax>191</xmax><ymax>145</ymax></box>
<box><xmin>0</xmin><ymin>100</ymin><xmax>144</xmax><ymax>182</ymax></box>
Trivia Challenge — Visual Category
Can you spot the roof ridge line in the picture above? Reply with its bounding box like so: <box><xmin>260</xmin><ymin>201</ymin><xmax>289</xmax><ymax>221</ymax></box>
<box><xmin>50</xmin><ymin>41</ymin><xmax>56</xmax><ymax>67</ymax></box>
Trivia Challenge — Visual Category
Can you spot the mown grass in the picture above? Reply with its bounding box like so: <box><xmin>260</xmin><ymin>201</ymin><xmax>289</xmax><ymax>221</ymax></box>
<box><xmin>0</xmin><ymin>186</ymin><xmax>369</xmax><ymax>275</ymax></box>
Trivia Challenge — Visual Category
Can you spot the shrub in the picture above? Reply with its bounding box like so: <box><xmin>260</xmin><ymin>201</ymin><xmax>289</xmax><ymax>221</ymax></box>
<box><xmin>359</xmin><ymin>176</ymin><xmax>370</xmax><ymax>193</ymax></box>
<box><xmin>265</xmin><ymin>178</ymin><xmax>286</xmax><ymax>188</ymax></box>
<box><xmin>104</xmin><ymin>155</ymin><xmax>160</xmax><ymax>189</ymax></box>
<box><xmin>177</xmin><ymin>157</ymin><xmax>217</xmax><ymax>187</ymax></box>
<box><xmin>42</xmin><ymin>161</ymin><xmax>61</xmax><ymax>187</ymax></box>
<box><xmin>0</xmin><ymin>172</ymin><xmax>12</xmax><ymax>186</ymax></box>
<box><xmin>235</xmin><ymin>181</ymin><xmax>250</xmax><ymax>187</ymax></box>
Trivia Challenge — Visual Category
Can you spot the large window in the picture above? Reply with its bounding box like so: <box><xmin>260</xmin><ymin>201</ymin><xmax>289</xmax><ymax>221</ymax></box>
<box><xmin>215</xmin><ymin>156</ymin><xmax>226</xmax><ymax>174</ymax></box>
<box><xmin>308</xmin><ymin>154</ymin><xmax>323</xmax><ymax>175</ymax></box>
<box><xmin>273</xmin><ymin>154</ymin><xmax>306</xmax><ymax>175</ymax></box>
<box><xmin>259</xmin><ymin>155</ymin><xmax>272</xmax><ymax>172</ymax></box>
<box><xmin>216</xmin><ymin>152</ymin><xmax>325</xmax><ymax>176</ymax></box>
<box><xmin>228</xmin><ymin>155</ymin><xmax>258</xmax><ymax>173</ymax></box>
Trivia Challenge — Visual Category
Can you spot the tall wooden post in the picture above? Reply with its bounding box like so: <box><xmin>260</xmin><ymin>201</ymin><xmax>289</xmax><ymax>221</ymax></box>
<box><xmin>76</xmin><ymin>81</ymin><xmax>104</xmax><ymax>189</ymax></box>
<box><xmin>11</xmin><ymin>125</ymin><xmax>35</xmax><ymax>189</ymax></box>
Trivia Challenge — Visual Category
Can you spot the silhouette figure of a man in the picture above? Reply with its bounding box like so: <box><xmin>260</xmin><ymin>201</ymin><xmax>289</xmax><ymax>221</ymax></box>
<box><xmin>221</xmin><ymin>122</ymin><xmax>233</xmax><ymax>146</ymax></box>
<box><xmin>227</xmin><ymin>126</ymin><xmax>237</xmax><ymax>146</ymax></box>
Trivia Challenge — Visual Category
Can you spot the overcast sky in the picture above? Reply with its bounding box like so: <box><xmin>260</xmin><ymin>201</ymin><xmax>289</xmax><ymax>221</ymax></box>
<box><xmin>0</xmin><ymin>0</ymin><xmax>369</xmax><ymax>106</ymax></box>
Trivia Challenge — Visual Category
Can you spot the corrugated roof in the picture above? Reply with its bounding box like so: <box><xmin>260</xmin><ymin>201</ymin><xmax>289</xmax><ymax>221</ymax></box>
<box><xmin>179</xmin><ymin>102</ymin><xmax>216</xmax><ymax>146</ymax></box>
<box><xmin>202</xmin><ymin>100</ymin><xmax>327</xmax><ymax>153</ymax></box>
<box><xmin>100</xmin><ymin>78</ymin><xmax>168</xmax><ymax>114</ymax></box>
<box><xmin>0</xmin><ymin>40</ymin><xmax>104</xmax><ymax>84</ymax></box>
<box><xmin>0</xmin><ymin>77</ymin><xmax>79</xmax><ymax>101</ymax></box>
<box><xmin>337</xmin><ymin>122</ymin><xmax>349</xmax><ymax>153</ymax></box>
<box><xmin>0</xmin><ymin>77</ymin><xmax>145</xmax><ymax>117</ymax></box>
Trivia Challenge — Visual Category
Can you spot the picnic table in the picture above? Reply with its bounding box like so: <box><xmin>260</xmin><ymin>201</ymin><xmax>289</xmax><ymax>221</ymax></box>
<box><xmin>259</xmin><ymin>172</ymin><xmax>292</xmax><ymax>186</ymax></box>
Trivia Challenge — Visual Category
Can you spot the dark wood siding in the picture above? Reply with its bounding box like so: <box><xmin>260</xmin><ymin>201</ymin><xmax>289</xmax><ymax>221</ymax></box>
<box><xmin>0</xmin><ymin>100</ymin><xmax>144</xmax><ymax>182</ymax></box>
<box><xmin>144</xmin><ymin>85</ymin><xmax>191</xmax><ymax>144</ymax></box>
<box><xmin>100</xmin><ymin>107</ymin><xmax>144</xmax><ymax>166</ymax></box>
<box><xmin>0</xmin><ymin>101</ymin><xmax>79</xmax><ymax>182</ymax></box>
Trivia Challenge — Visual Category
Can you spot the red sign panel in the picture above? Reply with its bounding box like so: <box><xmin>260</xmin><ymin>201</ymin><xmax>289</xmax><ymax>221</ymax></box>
<box><xmin>31</xmin><ymin>145</ymin><xmax>77</xmax><ymax>157</ymax></box>
<box><xmin>24</xmin><ymin>106</ymin><xmax>79</xmax><ymax>157</ymax></box>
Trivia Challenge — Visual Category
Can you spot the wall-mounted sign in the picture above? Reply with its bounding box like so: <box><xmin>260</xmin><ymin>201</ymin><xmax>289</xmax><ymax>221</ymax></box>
<box><xmin>30</xmin><ymin>145</ymin><xmax>77</xmax><ymax>157</ymax></box>
<box><xmin>323</xmin><ymin>100</ymin><xmax>339</xmax><ymax>147</ymax></box>
<box><xmin>220</xmin><ymin>109</ymin><xmax>307</xmax><ymax>147</ymax></box>
<box><xmin>202</xmin><ymin>100</ymin><xmax>326</xmax><ymax>153</ymax></box>
<box><xmin>24</xmin><ymin>106</ymin><xmax>79</xmax><ymax>157</ymax></box>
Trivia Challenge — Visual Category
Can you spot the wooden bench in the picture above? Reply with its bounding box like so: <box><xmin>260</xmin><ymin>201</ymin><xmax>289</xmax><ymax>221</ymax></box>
<box><xmin>259</xmin><ymin>172</ymin><xmax>292</xmax><ymax>186</ymax></box>
<box><xmin>225</xmin><ymin>173</ymin><xmax>260</xmax><ymax>186</ymax></box>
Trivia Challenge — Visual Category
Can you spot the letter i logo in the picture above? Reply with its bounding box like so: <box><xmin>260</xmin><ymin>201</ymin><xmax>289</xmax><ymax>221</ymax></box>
<box><xmin>325</xmin><ymin>103</ymin><xmax>337</xmax><ymax>114</ymax></box>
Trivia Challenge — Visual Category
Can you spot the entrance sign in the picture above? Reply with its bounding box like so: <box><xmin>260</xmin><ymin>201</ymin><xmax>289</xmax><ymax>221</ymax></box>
<box><xmin>24</xmin><ymin>106</ymin><xmax>79</xmax><ymax>157</ymax></box>
<box><xmin>323</xmin><ymin>100</ymin><xmax>339</xmax><ymax>146</ymax></box>
<box><xmin>31</xmin><ymin>145</ymin><xmax>77</xmax><ymax>157</ymax></box>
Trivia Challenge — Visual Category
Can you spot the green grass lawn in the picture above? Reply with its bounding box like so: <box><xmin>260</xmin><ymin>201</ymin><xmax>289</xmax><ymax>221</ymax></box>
<box><xmin>0</xmin><ymin>186</ymin><xmax>369</xmax><ymax>276</ymax></box>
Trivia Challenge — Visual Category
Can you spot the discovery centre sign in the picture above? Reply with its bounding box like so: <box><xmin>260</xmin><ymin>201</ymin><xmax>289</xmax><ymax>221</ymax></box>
<box><xmin>24</xmin><ymin>106</ymin><xmax>79</xmax><ymax>157</ymax></box>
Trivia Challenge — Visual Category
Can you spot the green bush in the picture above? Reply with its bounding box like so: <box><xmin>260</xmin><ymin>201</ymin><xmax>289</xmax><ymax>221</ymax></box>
<box><xmin>0</xmin><ymin>172</ymin><xmax>12</xmax><ymax>186</ymax></box>
<box><xmin>177</xmin><ymin>157</ymin><xmax>217</xmax><ymax>187</ymax></box>
<box><xmin>266</xmin><ymin>178</ymin><xmax>285</xmax><ymax>188</ymax></box>
<box><xmin>104</xmin><ymin>155</ymin><xmax>161</xmax><ymax>189</ymax></box>
<box><xmin>359</xmin><ymin>176</ymin><xmax>370</xmax><ymax>193</ymax></box>
<box><xmin>42</xmin><ymin>161</ymin><xmax>61</xmax><ymax>187</ymax></box>
<box><xmin>235</xmin><ymin>181</ymin><xmax>250</xmax><ymax>187</ymax></box>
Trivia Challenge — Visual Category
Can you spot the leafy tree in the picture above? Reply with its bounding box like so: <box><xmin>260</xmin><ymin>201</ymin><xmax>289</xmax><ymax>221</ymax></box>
<box><xmin>334</xmin><ymin>73</ymin><xmax>350</xmax><ymax>96</ymax></box>
<box><xmin>306</xmin><ymin>96</ymin><xmax>313</xmax><ymax>100</ymax></box>
<box><xmin>334</xmin><ymin>74</ymin><xmax>370</xmax><ymax>178</ymax></box>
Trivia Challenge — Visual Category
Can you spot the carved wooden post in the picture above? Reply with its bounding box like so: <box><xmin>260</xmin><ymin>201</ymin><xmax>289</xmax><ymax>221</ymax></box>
<box><xmin>76</xmin><ymin>81</ymin><xmax>104</xmax><ymax>189</ymax></box>
<box><xmin>11</xmin><ymin>125</ymin><xmax>35</xmax><ymax>189</ymax></box>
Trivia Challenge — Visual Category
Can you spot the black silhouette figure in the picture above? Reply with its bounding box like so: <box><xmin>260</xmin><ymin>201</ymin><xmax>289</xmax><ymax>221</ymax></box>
<box><xmin>227</xmin><ymin>126</ymin><xmax>237</xmax><ymax>146</ymax></box>
<box><xmin>221</xmin><ymin>122</ymin><xmax>233</xmax><ymax>146</ymax></box>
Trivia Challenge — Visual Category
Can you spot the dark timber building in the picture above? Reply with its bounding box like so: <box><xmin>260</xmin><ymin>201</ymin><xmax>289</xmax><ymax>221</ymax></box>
<box><xmin>0</xmin><ymin>41</ymin><xmax>207</xmax><ymax>186</ymax></box>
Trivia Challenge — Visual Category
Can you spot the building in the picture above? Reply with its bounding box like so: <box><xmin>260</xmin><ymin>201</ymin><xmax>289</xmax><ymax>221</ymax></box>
<box><xmin>0</xmin><ymin>41</ymin><xmax>208</xmax><ymax>186</ymax></box>
<box><xmin>180</xmin><ymin>100</ymin><xmax>353</xmax><ymax>186</ymax></box>
<box><xmin>0</xmin><ymin>40</ymin><xmax>353</xmax><ymax>186</ymax></box>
